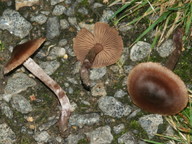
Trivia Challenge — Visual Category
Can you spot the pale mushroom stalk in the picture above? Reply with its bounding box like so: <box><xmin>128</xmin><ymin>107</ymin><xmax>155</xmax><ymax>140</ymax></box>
<box><xmin>3</xmin><ymin>38</ymin><xmax>71</xmax><ymax>133</ymax></box>
<box><xmin>80</xmin><ymin>43</ymin><xmax>103</xmax><ymax>90</ymax></box>
<box><xmin>24</xmin><ymin>57</ymin><xmax>70</xmax><ymax>132</ymax></box>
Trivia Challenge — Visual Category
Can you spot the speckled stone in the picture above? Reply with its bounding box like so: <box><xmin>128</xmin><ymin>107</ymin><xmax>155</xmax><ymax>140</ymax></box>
<box><xmin>98</xmin><ymin>96</ymin><xmax>132</xmax><ymax>118</ymax></box>
<box><xmin>0</xmin><ymin>9</ymin><xmax>32</xmax><ymax>38</ymax></box>
<box><xmin>0</xmin><ymin>123</ymin><xmax>16</xmax><ymax>144</ymax></box>
<box><xmin>11</xmin><ymin>94</ymin><xmax>32</xmax><ymax>114</ymax></box>
<box><xmin>69</xmin><ymin>113</ymin><xmax>100</xmax><ymax>128</ymax></box>
<box><xmin>85</xmin><ymin>125</ymin><xmax>113</xmax><ymax>144</ymax></box>
<box><xmin>130</xmin><ymin>41</ymin><xmax>151</xmax><ymax>61</ymax></box>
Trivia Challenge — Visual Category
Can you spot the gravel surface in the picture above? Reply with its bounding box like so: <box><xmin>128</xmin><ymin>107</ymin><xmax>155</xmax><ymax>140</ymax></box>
<box><xmin>0</xmin><ymin>0</ymin><xmax>189</xmax><ymax>143</ymax></box>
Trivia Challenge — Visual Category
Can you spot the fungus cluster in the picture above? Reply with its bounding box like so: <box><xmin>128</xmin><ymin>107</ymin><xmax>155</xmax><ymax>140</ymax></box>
<box><xmin>73</xmin><ymin>22</ymin><xmax>123</xmax><ymax>89</ymax></box>
<box><xmin>4</xmin><ymin>38</ymin><xmax>71</xmax><ymax>132</ymax></box>
<box><xmin>127</xmin><ymin>62</ymin><xmax>188</xmax><ymax>115</ymax></box>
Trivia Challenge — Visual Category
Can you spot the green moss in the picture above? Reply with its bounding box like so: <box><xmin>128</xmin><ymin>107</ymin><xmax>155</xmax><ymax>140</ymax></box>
<box><xmin>19</xmin><ymin>135</ymin><xmax>35</xmax><ymax>144</ymax></box>
<box><xmin>0</xmin><ymin>40</ymin><xmax>5</xmax><ymax>52</ymax></box>
<box><xmin>174</xmin><ymin>48</ymin><xmax>192</xmax><ymax>83</ymax></box>
<box><xmin>78</xmin><ymin>138</ymin><xmax>89</xmax><ymax>144</ymax></box>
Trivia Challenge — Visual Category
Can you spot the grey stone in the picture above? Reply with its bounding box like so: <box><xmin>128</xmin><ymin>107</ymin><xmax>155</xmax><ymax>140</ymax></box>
<box><xmin>39</xmin><ymin>60</ymin><xmax>60</xmax><ymax>75</ymax></box>
<box><xmin>40</xmin><ymin>11</ymin><xmax>50</xmax><ymax>16</ymax></box>
<box><xmin>38</xmin><ymin>116</ymin><xmax>57</xmax><ymax>131</ymax></box>
<box><xmin>68</xmin><ymin>17</ymin><xmax>79</xmax><ymax>28</ymax></box>
<box><xmin>0</xmin><ymin>101</ymin><xmax>13</xmax><ymax>119</ymax></box>
<box><xmin>118</xmin><ymin>22</ymin><xmax>133</xmax><ymax>33</ymax></box>
<box><xmin>91</xmin><ymin>82</ymin><xmax>107</xmax><ymax>97</ymax></box>
<box><xmin>33</xmin><ymin>131</ymin><xmax>50</xmax><ymax>143</ymax></box>
<box><xmin>156</xmin><ymin>39</ymin><xmax>175</xmax><ymax>57</ymax></box>
<box><xmin>100</xmin><ymin>10</ymin><xmax>114</xmax><ymax>23</ymax></box>
<box><xmin>11</xmin><ymin>94</ymin><xmax>32</xmax><ymax>114</ymax></box>
<box><xmin>79</xmin><ymin>22</ymin><xmax>94</xmax><ymax>32</ymax></box>
<box><xmin>47</xmin><ymin>47</ymin><xmax>66</xmax><ymax>60</ymax></box>
<box><xmin>68</xmin><ymin>87</ymin><xmax>74</xmax><ymax>94</ymax></box>
<box><xmin>0</xmin><ymin>123</ymin><xmax>16</xmax><ymax>144</ymax></box>
<box><xmin>85</xmin><ymin>126</ymin><xmax>113</xmax><ymax>144</ymax></box>
<box><xmin>78</xmin><ymin>7</ymin><xmax>88</xmax><ymax>15</ymax></box>
<box><xmin>93</xmin><ymin>3</ymin><xmax>104</xmax><ymax>9</ymax></box>
<box><xmin>123</xmin><ymin>65</ymin><xmax>133</xmax><ymax>74</ymax></box>
<box><xmin>65</xmin><ymin>133</ymin><xmax>85</xmax><ymax>144</ymax></box>
<box><xmin>118</xmin><ymin>132</ymin><xmax>137</xmax><ymax>144</ymax></box>
<box><xmin>113</xmin><ymin>124</ymin><xmax>125</xmax><ymax>134</ymax></box>
<box><xmin>114</xmin><ymin>89</ymin><xmax>127</xmax><ymax>98</ymax></box>
<box><xmin>30</xmin><ymin>14</ymin><xmax>47</xmax><ymax>25</ymax></box>
<box><xmin>64</xmin><ymin>6</ymin><xmax>75</xmax><ymax>17</ymax></box>
<box><xmin>50</xmin><ymin>0</ymin><xmax>64</xmax><ymax>5</ymax></box>
<box><xmin>98</xmin><ymin>96</ymin><xmax>132</xmax><ymax>118</ymax></box>
<box><xmin>58</xmin><ymin>39</ymin><xmax>68</xmax><ymax>46</ymax></box>
<box><xmin>130</xmin><ymin>41</ymin><xmax>151</xmax><ymax>61</ymax></box>
<box><xmin>46</xmin><ymin>17</ymin><xmax>60</xmax><ymax>40</ymax></box>
<box><xmin>67</xmin><ymin>77</ymin><xmax>78</xmax><ymax>84</ymax></box>
<box><xmin>69</xmin><ymin>113</ymin><xmax>100</xmax><ymax>128</ymax></box>
<box><xmin>90</xmin><ymin>67</ymin><xmax>107</xmax><ymax>80</ymax></box>
<box><xmin>138</xmin><ymin>114</ymin><xmax>163</xmax><ymax>138</ymax></box>
<box><xmin>119</xmin><ymin>47</ymin><xmax>129</xmax><ymax>65</ymax></box>
<box><xmin>60</xmin><ymin>19</ymin><xmax>70</xmax><ymax>30</ymax></box>
<box><xmin>4</xmin><ymin>73</ymin><xmax>36</xmax><ymax>96</ymax></box>
<box><xmin>110</xmin><ymin>65</ymin><xmax>119</xmax><ymax>73</ymax></box>
<box><xmin>52</xmin><ymin>5</ymin><xmax>66</xmax><ymax>16</ymax></box>
<box><xmin>65</xmin><ymin>45</ymin><xmax>75</xmax><ymax>56</ymax></box>
<box><xmin>65</xmin><ymin>0</ymin><xmax>72</xmax><ymax>4</ymax></box>
<box><xmin>0</xmin><ymin>9</ymin><xmax>32</xmax><ymax>38</ymax></box>
<box><xmin>72</xmin><ymin>61</ymin><xmax>81</xmax><ymax>75</ymax></box>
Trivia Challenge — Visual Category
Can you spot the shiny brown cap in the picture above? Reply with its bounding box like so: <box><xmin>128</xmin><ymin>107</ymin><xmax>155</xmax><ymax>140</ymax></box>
<box><xmin>4</xmin><ymin>37</ymin><xmax>46</xmax><ymax>74</ymax></box>
<box><xmin>73</xmin><ymin>22</ymin><xmax>123</xmax><ymax>68</ymax></box>
<box><xmin>127</xmin><ymin>62</ymin><xmax>188</xmax><ymax>115</ymax></box>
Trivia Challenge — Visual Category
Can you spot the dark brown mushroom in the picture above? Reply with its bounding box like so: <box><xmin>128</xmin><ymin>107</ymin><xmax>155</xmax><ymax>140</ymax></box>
<box><xmin>4</xmin><ymin>38</ymin><xmax>71</xmax><ymax>132</ymax></box>
<box><xmin>73</xmin><ymin>22</ymin><xmax>123</xmax><ymax>89</ymax></box>
<box><xmin>165</xmin><ymin>28</ymin><xmax>183</xmax><ymax>70</ymax></box>
<box><xmin>127</xmin><ymin>62</ymin><xmax>188</xmax><ymax>115</ymax></box>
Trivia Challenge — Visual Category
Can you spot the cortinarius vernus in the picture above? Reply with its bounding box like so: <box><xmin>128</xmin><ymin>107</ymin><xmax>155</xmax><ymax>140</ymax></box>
<box><xmin>127</xmin><ymin>62</ymin><xmax>188</xmax><ymax>115</ymax></box>
<box><xmin>73</xmin><ymin>22</ymin><xmax>123</xmax><ymax>89</ymax></box>
<box><xmin>4</xmin><ymin>38</ymin><xmax>71</xmax><ymax>132</ymax></box>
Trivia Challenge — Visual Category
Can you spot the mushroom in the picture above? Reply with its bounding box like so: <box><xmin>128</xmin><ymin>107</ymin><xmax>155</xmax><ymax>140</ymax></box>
<box><xmin>127</xmin><ymin>62</ymin><xmax>188</xmax><ymax>115</ymax></box>
<box><xmin>73</xmin><ymin>22</ymin><xmax>123</xmax><ymax>89</ymax></box>
<box><xmin>165</xmin><ymin>28</ymin><xmax>183</xmax><ymax>70</ymax></box>
<box><xmin>4</xmin><ymin>38</ymin><xmax>71</xmax><ymax>132</ymax></box>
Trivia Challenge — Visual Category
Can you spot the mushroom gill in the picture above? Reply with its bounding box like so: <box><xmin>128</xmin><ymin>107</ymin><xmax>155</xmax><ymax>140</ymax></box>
<box><xmin>73</xmin><ymin>22</ymin><xmax>123</xmax><ymax>89</ymax></box>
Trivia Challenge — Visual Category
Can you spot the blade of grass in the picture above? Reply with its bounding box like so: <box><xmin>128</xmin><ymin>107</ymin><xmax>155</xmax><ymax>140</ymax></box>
<box><xmin>142</xmin><ymin>139</ymin><xmax>164</xmax><ymax>144</ymax></box>
<box><xmin>158</xmin><ymin>14</ymin><xmax>171</xmax><ymax>46</ymax></box>
<box><xmin>132</xmin><ymin>10</ymin><xmax>172</xmax><ymax>46</ymax></box>
<box><xmin>155</xmin><ymin>134</ymin><xmax>185</xmax><ymax>142</ymax></box>
<box><xmin>185</xmin><ymin>3</ymin><xmax>192</xmax><ymax>35</ymax></box>
<box><xmin>110</xmin><ymin>0</ymin><xmax>138</xmax><ymax>19</ymax></box>
<box><xmin>151</xmin><ymin>28</ymin><xmax>160</xmax><ymax>49</ymax></box>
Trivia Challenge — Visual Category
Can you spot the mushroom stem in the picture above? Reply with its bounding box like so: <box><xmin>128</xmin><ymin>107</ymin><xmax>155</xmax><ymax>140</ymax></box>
<box><xmin>80</xmin><ymin>43</ymin><xmax>103</xmax><ymax>90</ymax></box>
<box><xmin>23</xmin><ymin>57</ymin><xmax>71</xmax><ymax>132</ymax></box>
<box><xmin>165</xmin><ymin>28</ymin><xmax>183</xmax><ymax>70</ymax></box>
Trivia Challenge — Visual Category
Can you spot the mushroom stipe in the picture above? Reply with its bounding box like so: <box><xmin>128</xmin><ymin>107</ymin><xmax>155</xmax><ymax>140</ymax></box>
<box><xmin>4</xmin><ymin>38</ymin><xmax>71</xmax><ymax>132</ymax></box>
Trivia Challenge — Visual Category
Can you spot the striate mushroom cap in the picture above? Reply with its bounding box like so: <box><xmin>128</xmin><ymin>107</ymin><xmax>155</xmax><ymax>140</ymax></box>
<box><xmin>73</xmin><ymin>22</ymin><xmax>123</xmax><ymax>68</ymax></box>
<box><xmin>127</xmin><ymin>62</ymin><xmax>188</xmax><ymax>115</ymax></box>
<box><xmin>4</xmin><ymin>37</ymin><xmax>46</xmax><ymax>74</ymax></box>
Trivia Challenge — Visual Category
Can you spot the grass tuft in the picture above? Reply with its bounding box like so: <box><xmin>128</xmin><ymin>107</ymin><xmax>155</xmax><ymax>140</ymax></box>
<box><xmin>110</xmin><ymin>0</ymin><xmax>192</xmax><ymax>48</ymax></box>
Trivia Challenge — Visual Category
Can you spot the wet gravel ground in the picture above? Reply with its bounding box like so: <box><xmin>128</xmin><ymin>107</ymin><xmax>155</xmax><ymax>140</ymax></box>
<box><xmin>0</xmin><ymin>0</ymin><xmax>191</xmax><ymax>144</ymax></box>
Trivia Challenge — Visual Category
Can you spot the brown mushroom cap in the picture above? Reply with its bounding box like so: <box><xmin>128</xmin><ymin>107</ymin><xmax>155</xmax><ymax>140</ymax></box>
<box><xmin>4</xmin><ymin>37</ymin><xmax>46</xmax><ymax>74</ymax></box>
<box><xmin>73</xmin><ymin>22</ymin><xmax>123</xmax><ymax>68</ymax></box>
<box><xmin>127</xmin><ymin>62</ymin><xmax>188</xmax><ymax>115</ymax></box>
